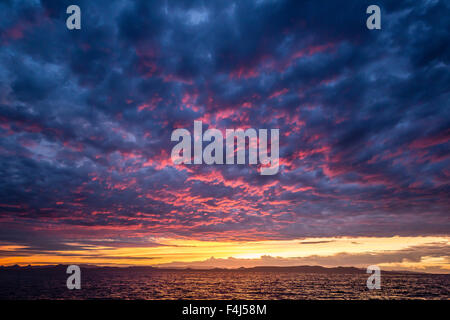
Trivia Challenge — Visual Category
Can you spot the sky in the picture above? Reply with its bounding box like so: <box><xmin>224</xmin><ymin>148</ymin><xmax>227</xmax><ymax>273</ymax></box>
<box><xmin>0</xmin><ymin>0</ymin><xmax>449</xmax><ymax>273</ymax></box>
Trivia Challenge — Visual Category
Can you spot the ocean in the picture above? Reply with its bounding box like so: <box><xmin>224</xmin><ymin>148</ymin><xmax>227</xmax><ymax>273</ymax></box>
<box><xmin>0</xmin><ymin>267</ymin><xmax>448</xmax><ymax>300</ymax></box>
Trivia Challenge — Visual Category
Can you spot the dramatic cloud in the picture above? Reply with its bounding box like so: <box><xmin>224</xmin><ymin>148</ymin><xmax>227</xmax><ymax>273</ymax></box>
<box><xmin>0</xmin><ymin>0</ymin><xmax>448</xmax><ymax>266</ymax></box>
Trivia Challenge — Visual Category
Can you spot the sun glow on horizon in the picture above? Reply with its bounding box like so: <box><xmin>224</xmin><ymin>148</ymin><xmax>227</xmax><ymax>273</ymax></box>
<box><xmin>1</xmin><ymin>236</ymin><xmax>448</xmax><ymax>273</ymax></box>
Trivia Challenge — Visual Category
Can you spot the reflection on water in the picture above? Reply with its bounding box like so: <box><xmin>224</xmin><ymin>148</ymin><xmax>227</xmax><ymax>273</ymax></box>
<box><xmin>0</xmin><ymin>268</ymin><xmax>448</xmax><ymax>299</ymax></box>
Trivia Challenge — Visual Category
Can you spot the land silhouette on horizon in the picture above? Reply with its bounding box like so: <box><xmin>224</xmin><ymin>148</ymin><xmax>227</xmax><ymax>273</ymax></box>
<box><xmin>0</xmin><ymin>264</ymin><xmax>436</xmax><ymax>275</ymax></box>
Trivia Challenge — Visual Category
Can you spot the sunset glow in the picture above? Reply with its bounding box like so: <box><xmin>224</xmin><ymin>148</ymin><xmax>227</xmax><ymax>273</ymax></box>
<box><xmin>1</xmin><ymin>236</ymin><xmax>448</xmax><ymax>273</ymax></box>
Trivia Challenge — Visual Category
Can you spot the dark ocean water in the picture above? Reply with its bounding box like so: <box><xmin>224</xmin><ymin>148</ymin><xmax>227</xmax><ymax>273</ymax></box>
<box><xmin>0</xmin><ymin>268</ymin><xmax>448</xmax><ymax>300</ymax></box>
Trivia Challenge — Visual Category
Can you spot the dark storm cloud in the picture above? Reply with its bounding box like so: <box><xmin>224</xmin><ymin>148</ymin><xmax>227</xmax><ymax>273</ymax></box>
<box><xmin>0</xmin><ymin>0</ymin><xmax>448</xmax><ymax>249</ymax></box>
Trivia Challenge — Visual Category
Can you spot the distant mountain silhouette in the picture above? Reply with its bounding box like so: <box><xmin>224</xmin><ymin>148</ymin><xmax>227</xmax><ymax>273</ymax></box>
<box><xmin>0</xmin><ymin>264</ymin><xmax>426</xmax><ymax>274</ymax></box>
